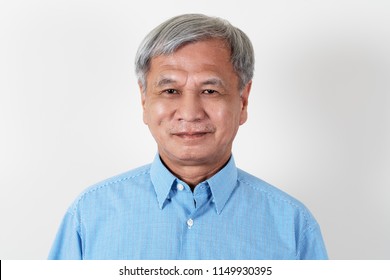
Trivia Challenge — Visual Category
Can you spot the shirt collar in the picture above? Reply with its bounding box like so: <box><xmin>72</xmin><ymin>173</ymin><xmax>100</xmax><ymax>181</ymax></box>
<box><xmin>150</xmin><ymin>154</ymin><xmax>177</xmax><ymax>210</ymax></box>
<box><xmin>206</xmin><ymin>156</ymin><xmax>238</xmax><ymax>215</ymax></box>
<box><xmin>150</xmin><ymin>154</ymin><xmax>238</xmax><ymax>214</ymax></box>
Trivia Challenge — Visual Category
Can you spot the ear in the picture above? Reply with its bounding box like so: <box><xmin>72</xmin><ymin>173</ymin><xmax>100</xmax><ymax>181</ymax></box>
<box><xmin>239</xmin><ymin>81</ymin><xmax>252</xmax><ymax>125</ymax></box>
<box><xmin>138</xmin><ymin>81</ymin><xmax>148</xmax><ymax>125</ymax></box>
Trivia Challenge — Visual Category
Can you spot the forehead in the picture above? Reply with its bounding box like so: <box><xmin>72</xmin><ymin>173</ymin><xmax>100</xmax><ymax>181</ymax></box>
<box><xmin>147</xmin><ymin>39</ymin><xmax>237</xmax><ymax>86</ymax></box>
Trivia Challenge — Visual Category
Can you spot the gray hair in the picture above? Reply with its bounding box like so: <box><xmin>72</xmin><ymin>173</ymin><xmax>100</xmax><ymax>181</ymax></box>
<box><xmin>135</xmin><ymin>14</ymin><xmax>254</xmax><ymax>91</ymax></box>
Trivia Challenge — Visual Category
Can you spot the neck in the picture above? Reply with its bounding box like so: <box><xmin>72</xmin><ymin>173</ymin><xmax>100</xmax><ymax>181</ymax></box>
<box><xmin>159</xmin><ymin>155</ymin><xmax>231</xmax><ymax>190</ymax></box>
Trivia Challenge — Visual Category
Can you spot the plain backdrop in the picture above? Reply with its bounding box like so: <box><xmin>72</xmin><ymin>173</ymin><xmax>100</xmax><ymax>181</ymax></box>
<box><xmin>0</xmin><ymin>0</ymin><xmax>389</xmax><ymax>259</ymax></box>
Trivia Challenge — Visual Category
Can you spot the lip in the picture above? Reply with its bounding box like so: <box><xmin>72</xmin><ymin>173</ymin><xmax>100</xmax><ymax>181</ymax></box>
<box><xmin>172</xmin><ymin>131</ymin><xmax>210</xmax><ymax>139</ymax></box>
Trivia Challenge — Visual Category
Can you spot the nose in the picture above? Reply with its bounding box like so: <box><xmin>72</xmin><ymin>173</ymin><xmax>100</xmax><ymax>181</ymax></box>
<box><xmin>175</xmin><ymin>93</ymin><xmax>206</xmax><ymax>122</ymax></box>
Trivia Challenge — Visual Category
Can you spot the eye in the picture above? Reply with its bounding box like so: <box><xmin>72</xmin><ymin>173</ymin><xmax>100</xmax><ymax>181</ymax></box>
<box><xmin>163</xmin><ymin>89</ymin><xmax>178</xmax><ymax>94</ymax></box>
<box><xmin>202</xmin><ymin>89</ymin><xmax>217</xmax><ymax>94</ymax></box>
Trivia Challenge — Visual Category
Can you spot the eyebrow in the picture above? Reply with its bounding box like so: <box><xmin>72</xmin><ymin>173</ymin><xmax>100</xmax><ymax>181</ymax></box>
<box><xmin>155</xmin><ymin>77</ymin><xmax>177</xmax><ymax>87</ymax></box>
<box><xmin>201</xmin><ymin>78</ymin><xmax>224</xmax><ymax>87</ymax></box>
<box><xmin>155</xmin><ymin>76</ymin><xmax>225</xmax><ymax>88</ymax></box>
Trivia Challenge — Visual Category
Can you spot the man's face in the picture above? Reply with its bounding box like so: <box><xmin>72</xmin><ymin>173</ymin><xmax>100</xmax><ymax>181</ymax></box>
<box><xmin>140</xmin><ymin>39</ymin><xmax>251</xmax><ymax>170</ymax></box>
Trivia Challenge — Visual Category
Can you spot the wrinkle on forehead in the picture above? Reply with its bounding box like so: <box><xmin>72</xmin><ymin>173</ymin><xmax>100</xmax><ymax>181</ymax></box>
<box><xmin>148</xmin><ymin>39</ymin><xmax>237</xmax><ymax>90</ymax></box>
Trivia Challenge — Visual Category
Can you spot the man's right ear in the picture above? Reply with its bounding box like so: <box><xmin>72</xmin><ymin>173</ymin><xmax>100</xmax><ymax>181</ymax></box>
<box><xmin>138</xmin><ymin>81</ymin><xmax>146</xmax><ymax>108</ymax></box>
<box><xmin>138</xmin><ymin>82</ymin><xmax>148</xmax><ymax>125</ymax></box>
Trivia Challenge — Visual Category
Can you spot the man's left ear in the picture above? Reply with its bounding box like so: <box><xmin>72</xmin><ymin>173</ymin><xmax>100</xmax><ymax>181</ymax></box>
<box><xmin>239</xmin><ymin>81</ymin><xmax>252</xmax><ymax>125</ymax></box>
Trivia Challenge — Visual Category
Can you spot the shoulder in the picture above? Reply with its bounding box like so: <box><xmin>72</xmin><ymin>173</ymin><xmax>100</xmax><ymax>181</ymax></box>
<box><xmin>236</xmin><ymin>168</ymin><xmax>328</xmax><ymax>259</ymax></box>
<box><xmin>236</xmin><ymin>168</ymin><xmax>317</xmax><ymax>223</ymax></box>
<box><xmin>67</xmin><ymin>164</ymin><xmax>152</xmax><ymax>214</ymax></box>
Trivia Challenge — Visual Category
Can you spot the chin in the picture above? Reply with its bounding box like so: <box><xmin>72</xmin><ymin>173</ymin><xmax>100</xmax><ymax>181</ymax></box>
<box><xmin>173</xmin><ymin>151</ymin><xmax>211</xmax><ymax>164</ymax></box>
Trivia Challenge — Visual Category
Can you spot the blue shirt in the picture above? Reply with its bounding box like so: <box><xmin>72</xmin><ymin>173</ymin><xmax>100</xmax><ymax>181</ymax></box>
<box><xmin>49</xmin><ymin>155</ymin><xmax>328</xmax><ymax>260</ymax></box>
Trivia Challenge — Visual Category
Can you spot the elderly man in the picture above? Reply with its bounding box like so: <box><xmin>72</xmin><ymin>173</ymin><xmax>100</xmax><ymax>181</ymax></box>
<box><xmin>49</xmin><ymin>14</ymin><xmax>328</xmax><ymax>259</ymax></box>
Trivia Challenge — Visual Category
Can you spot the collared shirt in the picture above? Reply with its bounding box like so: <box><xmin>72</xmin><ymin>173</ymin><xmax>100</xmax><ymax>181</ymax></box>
<box><xmin>48</xmin><ymin>155</ymin><xmax>328</xmax><ymax>260</ymax></box>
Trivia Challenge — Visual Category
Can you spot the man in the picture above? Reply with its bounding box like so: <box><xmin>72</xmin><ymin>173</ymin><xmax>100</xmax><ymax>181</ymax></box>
<box><xmin>49</xmin><ymin>14</ymin><xmax>328</xmax><ymax>259</ymax></box>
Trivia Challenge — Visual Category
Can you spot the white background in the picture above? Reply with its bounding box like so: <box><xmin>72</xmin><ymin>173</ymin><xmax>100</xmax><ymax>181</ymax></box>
<box><xmin>0</xmin><ymin>0</ymin><xmax>389</xmax><ymax>259</ymax></box>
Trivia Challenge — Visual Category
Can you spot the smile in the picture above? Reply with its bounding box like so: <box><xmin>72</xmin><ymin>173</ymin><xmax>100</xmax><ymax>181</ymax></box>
<box><xmin>172</xmin><ymin>132</ymin><xmax>210</xmax><ymax>139</ymax></box>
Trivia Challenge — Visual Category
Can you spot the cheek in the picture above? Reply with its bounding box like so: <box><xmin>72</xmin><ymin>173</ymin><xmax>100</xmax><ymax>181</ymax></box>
<box><xmin>211</xmin><ymin>100</ymin><xmax>241</xmax><ymax>121</ymax></box>
<box><xmin>209</xmin><ymin>103</ymin><xmax>241</xmax><ymax>132</ymax></box>
<box><xmin>146</xmin><ymin>100</ymin><xmax>173</xmax><ymax>126</ymax></box>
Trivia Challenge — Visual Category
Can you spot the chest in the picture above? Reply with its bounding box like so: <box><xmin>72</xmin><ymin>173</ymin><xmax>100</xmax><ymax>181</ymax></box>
<box><xmin>80</xmin><ymin>195</ymin><xmax>296</xmax><ymax>259</ymax></box>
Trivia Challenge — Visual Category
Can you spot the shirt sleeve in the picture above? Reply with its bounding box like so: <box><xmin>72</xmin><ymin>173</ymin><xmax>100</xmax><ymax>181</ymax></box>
<box><xmin>48</xmin><ymin>209</ymin><xmax>83</xmax><ymax>260</ymax></box>
<box><xmin>297</xmin><ymin>223</ymin><xmax>328</xmax><ymax>260</ymax></box>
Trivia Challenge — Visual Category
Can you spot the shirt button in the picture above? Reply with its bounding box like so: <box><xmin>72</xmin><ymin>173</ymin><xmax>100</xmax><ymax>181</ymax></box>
<box><xmin>177</xmin><ymin>183</ymin><xmax>184</xmax><ymax>191</ymax></box>
<box><xmin>187</xmin><ymin>218</ymin><xmax>194</xmax><ymax>228</ymax></box>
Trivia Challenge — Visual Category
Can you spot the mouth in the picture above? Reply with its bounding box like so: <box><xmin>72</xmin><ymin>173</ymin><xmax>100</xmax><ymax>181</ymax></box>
<box><xmin>172</xmin><ymin>131</ymin><xmax>210</xmax><ymax>139</ymax></box>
